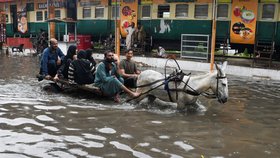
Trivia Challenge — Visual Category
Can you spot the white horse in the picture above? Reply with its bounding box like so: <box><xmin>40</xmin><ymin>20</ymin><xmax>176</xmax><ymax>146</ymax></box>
<box><xmin>135</xmin><ymin>62</ymin><xmax>228</xmax><ymax>112</ymax></box>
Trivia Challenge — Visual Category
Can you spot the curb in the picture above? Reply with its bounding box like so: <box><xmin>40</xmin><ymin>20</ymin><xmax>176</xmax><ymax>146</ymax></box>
<box><xmin>96</xmin><ymin>53</ymin><xmax>280</xmax><ymax>81</ymax></box>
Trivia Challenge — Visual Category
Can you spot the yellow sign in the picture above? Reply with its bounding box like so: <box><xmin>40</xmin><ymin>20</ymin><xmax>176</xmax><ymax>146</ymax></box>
<box><xmin>141</xmin><ymin>0</ymin><xmax>153</xmax><ymax>4</ymax></box>
<box><xmin>217</xmin><ymin>0</ymin><xmax>231</xmax><ymax>2</ymax></box>
<box><xmin>120</xmin><ymin>0</ymin><xmax>138</xmax><ymax>37</ymax></box>
<box><xmin>153</xmin><ymin>0</ymin><xmax>165</xmax><ymax>4</ymax></box>
<box><xmin>112</xmin><ymin>0</ymin><xmax>121</xmax><ymax>4</ymax></box>
<box><xmin>260</xmin><ymin>0</ymin><xmax>278</xmax><ymax>2</ymax></box>
<box><xmin>230</xmin><ymin>0</ymin><xmax>258</xmax><ymax>44</ymax></box>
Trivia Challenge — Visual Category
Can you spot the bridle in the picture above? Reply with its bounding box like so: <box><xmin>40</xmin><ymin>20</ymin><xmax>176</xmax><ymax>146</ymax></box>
<box><xmin>215</xmin><ymin>72</ymin><xmax>227</xmax><ymax>102</ymax></box>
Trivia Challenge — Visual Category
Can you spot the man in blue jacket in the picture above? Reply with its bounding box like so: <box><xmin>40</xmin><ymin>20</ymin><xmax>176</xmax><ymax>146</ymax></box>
<box><xmin>38</xmin><ymin>38</ymin><xmax>65</xmax><ymax>81</ymax></box>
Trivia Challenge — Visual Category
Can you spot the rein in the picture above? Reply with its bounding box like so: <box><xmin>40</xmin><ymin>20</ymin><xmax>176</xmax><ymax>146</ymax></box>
<box><xmin>127</xmin><ymin>58</ymin><xmax>192</xmax><ymax>102</ymax></box>
<box><xmin>215</xmin><ymin>73</ymin><xmax>227</xmax><ymax>102</ymax></box>
<box><xmin>126</xmin><ymin>59</ymin><xmax>227</xmax><ymax>103</ymax></box>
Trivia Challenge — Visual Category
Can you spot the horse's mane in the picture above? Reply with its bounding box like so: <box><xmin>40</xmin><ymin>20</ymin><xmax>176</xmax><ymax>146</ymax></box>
<box><xmin>183</xmin><ymin>70</ymin><xmax>218</xmax><ymax>92</ymax></box>
<box><xmin>187</xmin><ymin>70</ymin><xmax>217</xmax><ymax>81</ymax></box>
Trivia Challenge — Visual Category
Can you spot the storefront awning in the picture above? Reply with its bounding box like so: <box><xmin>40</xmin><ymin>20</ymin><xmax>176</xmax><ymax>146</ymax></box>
<box><xmin>46</xmin><ymin>18</ymin><xmax>77</xmax><ymax>23</ymax></box>
<box><xmin>0</xmin><ymin>0</ymin><xmax>14</xmax><ymax>2</ymax></box>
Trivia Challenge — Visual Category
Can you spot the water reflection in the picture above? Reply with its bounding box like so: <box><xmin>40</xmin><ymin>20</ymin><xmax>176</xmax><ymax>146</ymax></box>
<box><xmin>0</xmin><ymin>55</ymin><xmax>280</xmax><ymax>157</ymax></box>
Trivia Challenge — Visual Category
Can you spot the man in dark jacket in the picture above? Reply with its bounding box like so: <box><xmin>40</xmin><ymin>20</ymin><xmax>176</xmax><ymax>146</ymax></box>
<box><xmin>38</xmin><ymin>38</ymin><xmax>65</xmax><ymax>81</ymax></box>
<box><xmin>68</xmin><ymin>50</ymin><xmax>95</xmax><ymax>85</ymax></box>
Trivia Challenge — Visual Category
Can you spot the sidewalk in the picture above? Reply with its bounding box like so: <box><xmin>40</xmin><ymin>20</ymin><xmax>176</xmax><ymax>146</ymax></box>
<box><xmin>92</xmin><ymin>52</ymin><xmax>280</xmax><ymax>81</ymax></box>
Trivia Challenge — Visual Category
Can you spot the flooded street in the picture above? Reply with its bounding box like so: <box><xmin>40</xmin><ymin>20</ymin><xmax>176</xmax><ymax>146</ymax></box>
<box><xmin>0</xmin><ymin>54</ymin><xmax>280</xmax><ymax>158</ymax></box>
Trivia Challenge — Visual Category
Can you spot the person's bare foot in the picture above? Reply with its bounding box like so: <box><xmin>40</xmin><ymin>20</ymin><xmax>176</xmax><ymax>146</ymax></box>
<box><xmin>114</xmin><ymin>94</ymin><xmax>121</xmax><ymax>103</ymax></box>
<box><xmin>131</xmin><ymin>92</ymin><xmax>140</xmax><ymax>98</ymax></box>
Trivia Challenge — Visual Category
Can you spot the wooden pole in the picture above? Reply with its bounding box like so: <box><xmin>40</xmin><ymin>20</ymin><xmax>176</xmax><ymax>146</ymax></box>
<box><xmin>49</xmin><ymin>0</ymin><xmax>55</xmax><ymax>39</ymax></box>
<box><xmin>115</xmin><ymin>2</ymin><xmax>120</xmax><ymax>57</ymax></box>
<box><xmin>210</xmin><ymin>0</ymin><xmax>217</xmax><ymax>72</ymax></box>
<box><xmin>116</xmin><ymin>24</ymin><xmax>120</xmax><ymax>57</ymax></box>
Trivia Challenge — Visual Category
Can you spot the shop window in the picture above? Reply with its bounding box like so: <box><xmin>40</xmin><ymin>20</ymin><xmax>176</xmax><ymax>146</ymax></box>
<box><xmin>112</xmin><ymin>5</ymin><xmax>120</xmax><ymax>19</ymax></box>
<box><xmin>44</xmin><ymin>11</ymin><xmax>48</xmax><ymax>20</ymax></box>
<box><xmin>83</xmin><ymin>7</ymin><xmax>91</xmax><ymax>18</ymax></box>
<box><xmin>195</xmin><ymin>4</ymin><xmax>208</xmax><ymax>19</ymax></box>
<box><xmin>142</xmin><ymin>5</ymin><xmax>151</xmax><ymax>18</ymax></box>
<box><xmin>158</xmin><ymin>5</ymin><xmax>170</xmax><ymax>18</ymax></box>
<box><xmin>95</xmin><ymin>7</ymin><xmax>104</xmax><ymax>18</ymax></box>
<box><xmin>217</xmin><ymin>4</ymin><xmax>228</xmax><ymax>19</ymax></box>
<box><xmin>262</xmin><ymin>4</ymin><xmax>275</xmax><ymax>20</ymax></box>
<box><xmin>176</xmin><ymin>4</ymin><xmax>188</xmax><ymax>18</ymax></box>
<box><xmin>6</xmin><ymin>14</ymin><xmax>8</xmax><ymax>23</ymax></box>
<box><xmin>55</xmin><ymin>10</ymin><xmax>61</xmax><ymax>19</ymax></box>
<box><xmin>36</xmin><ymin>11</ymin><xmax>43</xmax><ymax>21</ymax></box>
<box><xmin>26</xmin><ymin>3</ymin><xmax>34</xmax><ymax>11</ymax></box>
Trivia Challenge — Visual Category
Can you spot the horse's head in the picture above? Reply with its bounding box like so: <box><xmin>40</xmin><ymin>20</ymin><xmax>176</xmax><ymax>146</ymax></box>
<box><xmin>213</xmin><ymin>61</ymin><xmax>229</xmax><ymax>104</ymax></box>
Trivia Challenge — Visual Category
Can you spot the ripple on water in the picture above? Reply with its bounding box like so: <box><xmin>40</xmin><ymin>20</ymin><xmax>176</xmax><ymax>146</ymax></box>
<box><xmin>138</xmin><ymin>142</ymin><xmax>150</xmax><ymax>147</ymax></box>
<box><xmin>64</xmin><ymin>135</ymin><xmax>104</xmax><ymax>148</ymax></box>
<box><xmin>150</xmin><ymin>148</ymin><xmax>184</xmax><ymax>158</ymax></box>
<box><xmin>82</xmin><ymin>133</ymin><xmax>107</xmax><ymax>141</ymax></box>
<box><xmin>65</xmin><ymin>128</ymin><xmax>81</xmax><ymax>131</ymax></box>
<box><xmin>34</xmin><ymin>105</ymin><xmax>66</xmax><ymax>110</ymax></box>
<box><xmin>120</xmin><ymin>133</ymin><xmax>133</xmax><ymax>139</ymax></box>
<box><xmin>0</xmin><ymin>97</ymin><xmax>46</xmax><ymax>105</ymax></box>
<box><xmin>0</xmin><ymin>118</ymin><xmax>44</xmax><ymax>127</ymax></box>
<box><xmin>68</xmin><ymin>148</ymin><xmax>89</xmax><ymax>157</ymax></box>
<box><xmin>97</xmin><ymin>127</ymin><xmax>117</xmax><ymax>134</ymax></box>
<box><xmin>159</xmin><ymin>135</ymin><xmax>170</xmax><ymax>139</ymax></box>
<box><xmin>48</xmin><ymin>151</ymin><xmax>76</xmax><ymax>158</ymax></box>
<box><xmin>151</xmin><ymin>121</ymin><xmax>162</xmax><ymax>124</ymax></box>
<box><xmin>174</xmin><ymin>141</ymin><xmax>195</xmax><ymax>152</ymax></box>
<box><xmin>44</xmin><ymin>126</ymin><xmax>59</xmax><ymax>132</ymax></box>
<box><xmin>36</xmin><ymin>115</ymin><xmax>55</xmax><ymax>122</ymax></box>
<box><xmin>110</xmin><ymin>141</ymin><xmax>152</xmax><ymax>158</ymax></box>
<box><xmin>0</xmin><ymin>153</ymin><xmax>30</xmax><ymax>158</ymax></box>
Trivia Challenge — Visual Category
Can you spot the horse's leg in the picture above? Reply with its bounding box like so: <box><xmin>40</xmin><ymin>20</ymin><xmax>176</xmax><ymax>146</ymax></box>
<box><xmin>188</xmin><ymin>100</ymin><xmax>206</xmax><ymax>113</ymax></box>
<box><xmin>153</xmin><ymin>98</ymin><xmax>177</xmax><ymax>110</ymax></box>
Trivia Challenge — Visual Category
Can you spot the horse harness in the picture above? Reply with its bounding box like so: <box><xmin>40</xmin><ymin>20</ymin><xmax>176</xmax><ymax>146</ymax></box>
<box><xmin>129</xmin><ymin>69</ymin><xmax>227</xmax><ymax>103</ymax></box>
<box><xmin>215</xmin><ymin>72</ymin><xmax>227</xmax><ymax>102</ymax></box>
<box><xmin>165</xmin><ymin>70</ymin><xmax>227</xmax><ymax>102</ymax></box>
<box><xmin>127</xmin><ymin>58</ymin><xmax>227</xmax><ymax>103</ymax></box>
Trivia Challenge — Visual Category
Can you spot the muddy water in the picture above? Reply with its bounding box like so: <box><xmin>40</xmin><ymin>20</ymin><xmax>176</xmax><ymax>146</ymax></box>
<box><xmin>0</xmin><ymin>54</ymin><xmax>280</xmax><ymax>158</ymax></box>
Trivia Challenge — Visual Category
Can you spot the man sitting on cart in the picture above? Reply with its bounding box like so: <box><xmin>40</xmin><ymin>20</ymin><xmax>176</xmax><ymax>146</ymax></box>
<box><xmin>94</xmin><ymin>50</ymin><xmax>140</xmax><ymax>102</ymax></box>
<box><xmin>38</xmin><ymin>38</ymin><xmax>65</xmax><ymax>81</ymax></box>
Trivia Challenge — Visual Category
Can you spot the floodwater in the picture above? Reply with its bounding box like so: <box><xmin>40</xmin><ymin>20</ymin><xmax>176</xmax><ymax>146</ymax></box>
<box><xmin>0</xmin><ymin>53</ymin><xmax>280</xmax><ymax>158</ymax></box>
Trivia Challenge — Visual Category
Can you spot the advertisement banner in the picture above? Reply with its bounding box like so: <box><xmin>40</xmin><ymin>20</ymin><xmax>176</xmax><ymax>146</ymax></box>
<box><xmin>120</xmin><ymin>0</ymin><xmax>138</xmax><ymax>37</ymax></box>
<box><xmin>17</xmin><ymin>11</ymin><xmax>28</xmax><ymax>34</ymax></box>
<box><xmin>230</xmin><ymin>0</ymin><xmax>258</xmax><ymax>44</ymax></box>
<box><xmin>0</xmin><ymin>12</ymin><xmax>6</xmax><ymax>43</ymax></box>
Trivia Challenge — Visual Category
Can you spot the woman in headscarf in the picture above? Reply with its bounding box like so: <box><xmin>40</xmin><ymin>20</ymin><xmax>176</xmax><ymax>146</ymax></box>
<box><xmin>53</xmin><ymin>45</ymin><xmax>77</xmax><ymax>81</ymax></box>
<box><xmin>68</xmin><ymin>50</ymin><xmax>95</xmax><ymax>84</ymax></box>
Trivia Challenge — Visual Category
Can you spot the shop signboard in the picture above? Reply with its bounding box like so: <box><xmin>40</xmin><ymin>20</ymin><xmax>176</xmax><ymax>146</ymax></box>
<box><xmin>80</xmin><ymin>0</ymin><xmax>101</xmax><ymax>6</ymax></box>
<box><xmin>38</xmin><ymin>1</ymin><xmax>65</xmax><ymax>9</ymax></box>
<box><xmin>230</xmin><ymin>0</ymin><xmax>258</xmax><ymax>44</ymax></box>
